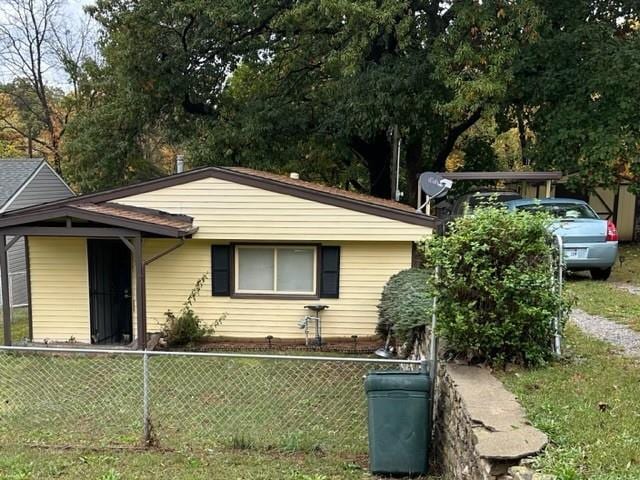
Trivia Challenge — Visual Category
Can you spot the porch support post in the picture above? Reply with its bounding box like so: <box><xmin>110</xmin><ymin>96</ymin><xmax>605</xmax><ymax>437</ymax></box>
<box><xmin>134</xmin><ymin>235</ymin><xmax>147</xmax><ymax>350</ymax></box>
<box><xmin>1</xmin><ymin>235</ymin><xmax>11</xmax><ymax>346</ymax></box>
<box><xmin>545</xmin><ymin>180</ymin><xmax>552</xmax><ymax>198</ymax></box>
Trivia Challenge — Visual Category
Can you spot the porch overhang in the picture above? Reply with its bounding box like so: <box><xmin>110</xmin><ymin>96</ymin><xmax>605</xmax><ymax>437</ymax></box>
<box><xmin>0</xmin><ymin>202</ymin><xmax>197</xmax><ymax>348</ymax></box>
<box><xmin>0</xmin><ymin>202</ymin><xmax>198</xmax><ymax>238</ymax></box>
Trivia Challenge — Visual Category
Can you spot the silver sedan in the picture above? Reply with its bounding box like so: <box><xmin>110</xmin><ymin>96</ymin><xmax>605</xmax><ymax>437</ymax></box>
<box><xmin>504</xmin><ymin>198</ymin><xmax>618</xmax><ymax>280</ymax></box>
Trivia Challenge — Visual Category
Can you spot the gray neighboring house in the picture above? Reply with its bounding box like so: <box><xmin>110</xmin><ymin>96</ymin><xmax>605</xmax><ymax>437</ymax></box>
<box><xmin>0</xmin><ymin>159</ymin><xmax>74</xmax><ymax>307</ymax></box>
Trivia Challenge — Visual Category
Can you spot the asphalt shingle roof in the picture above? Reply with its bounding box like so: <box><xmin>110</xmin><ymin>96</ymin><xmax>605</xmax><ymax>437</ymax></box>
<box><xmin>72</xmin><ymin>202</ymin><xmax>195</xmax><ymax>233</ymax></box>
<box><xmin>0</xmin><ymin>158</ymin><xmax>44</xmax><ymax>207</ymax></box>
<box><xmin>228</xmin><ymin>167</ymin><xmax>419</xmax><ymax>213</ymax></box>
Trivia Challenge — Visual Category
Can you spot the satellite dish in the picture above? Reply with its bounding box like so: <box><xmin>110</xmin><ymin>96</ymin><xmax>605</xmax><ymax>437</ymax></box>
<box><xmin>419</xmin><ymin>172</ymin><xmax>453</xmax><ymax>199</ymax></box>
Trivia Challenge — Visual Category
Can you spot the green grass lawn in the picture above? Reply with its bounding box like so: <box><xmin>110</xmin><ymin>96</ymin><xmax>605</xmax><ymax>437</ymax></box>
<box><xmin>0</xmin><ymin>306</ymin><xmax>29</xmax><ymax>345</ymax></box>
<box><xmin>0</xmin><ymin>349</ymin><xmax>440</xmax><ymax>480</ymax></box>
<box><xmin>501</xmin><ymin>326</ymin><xmax>640</xmax><ymax>480</ymax></box>
<box><xmin>0</xmin><ymin>351</ymin><xmax>388</xmax><ymax>453</ymax></box>
<box><xmin>567</xmin><ymin>279</ymin><xmax>640</xmax><ymax>331</ymax></box>
<box><xmin>564</xmin><ymin>243</ymin><xmax>640</xmax><ymax>331</ymax></box>
<box><xmin>609</xmin><ymin>243</ymin><xmax>640</xmax><ymax>284</ymax></box>
<box><xmin>0</xmin><ymin>445</ymin><xmax>374</xmax><ymax>480</ymax></box>
<box><xmin>505</xmin><ymin>244</ymin><xmax>640</xmax><ymax>479</ymax></box>
<box><xmin>0</xmin><ymin>348</ymin><xmax>437</xmax><ymax>479</ymax></box>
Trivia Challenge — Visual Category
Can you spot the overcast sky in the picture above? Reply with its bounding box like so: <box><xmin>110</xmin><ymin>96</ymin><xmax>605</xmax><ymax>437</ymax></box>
<box><xmin>65</xmin><ymin>0</ymin><xmax>92</xmax><ymax>21</ymax></box>
<box><xmin>0</xmin><ymin>0</ymin><xmax>95</xmax><ymax>87</ymax></box>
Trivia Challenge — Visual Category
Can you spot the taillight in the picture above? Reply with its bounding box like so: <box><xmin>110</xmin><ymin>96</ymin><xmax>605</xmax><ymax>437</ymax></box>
<box><xmin>606</xmin><ymin>220</ymin><xmax>618</xmax><ymax>242</ymax></box>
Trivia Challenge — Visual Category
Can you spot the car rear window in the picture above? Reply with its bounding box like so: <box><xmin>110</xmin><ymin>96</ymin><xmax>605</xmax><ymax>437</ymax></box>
<box><xmin>456</xmin><ymin>193</ymin><xmax>522</xmax><ymax>215</ymax></box>
<box><xmin>467</xmin><ymin>193</ymin><xmax>521</xmax><ymax>208</ymax></box>
<box><xmin>515</xmin><ymin>203</ymin><xmax>599</xmax><ymax>219</ymax></box>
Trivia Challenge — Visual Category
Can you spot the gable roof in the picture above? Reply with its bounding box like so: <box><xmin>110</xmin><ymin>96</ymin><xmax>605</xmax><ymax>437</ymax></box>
<box><xmin>0</xmin><ymin>158</ymin><xmax>45</xmax><ymax>207</ymax></box>
<box><xmin>0</xmin><ymin>166</ymin><xmax>437</xmax><ymax>228</ymax></box>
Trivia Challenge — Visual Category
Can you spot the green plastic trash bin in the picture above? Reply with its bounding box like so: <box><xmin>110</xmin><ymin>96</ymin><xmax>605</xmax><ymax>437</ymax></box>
<box><xmin>364</xmin><ymin>370</ymin><xmax>431</xmax><ymax>476</ymax></box>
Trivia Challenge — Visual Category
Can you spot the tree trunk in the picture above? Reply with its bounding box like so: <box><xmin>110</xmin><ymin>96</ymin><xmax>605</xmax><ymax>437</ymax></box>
<box><xmin>368</xmin><ymin>140</ymin><xmax>392</xmax><ymax>199</ymax></box>
<box><xmin>52</xmin><ymin>148</ymin><xmax>63</xmax><ymax>175</ymax></box>
<box><xmin>350</xmin><ymin>131</ymin><xmax>392</xmax><ymax>199</ymax></box>
<box><xmin>516</xmin><ymin>106</ymin><xmax>528</xmax><ymax>165</ymax></box>
<box><xmin>433</xmin><ymin>107</ymin><xmax>484</xmax><ymax>171</ymax></box>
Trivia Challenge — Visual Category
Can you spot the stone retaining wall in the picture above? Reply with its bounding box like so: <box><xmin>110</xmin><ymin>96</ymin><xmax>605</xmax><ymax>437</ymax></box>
<box><xmin>432</xmin><ymin>363</ymin><xmax>553</xmax><ymax>480</ymax></box>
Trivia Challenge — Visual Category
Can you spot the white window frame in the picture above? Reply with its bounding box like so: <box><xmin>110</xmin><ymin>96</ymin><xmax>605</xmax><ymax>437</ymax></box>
<box><xmin>234</xmin><ymin>245</ymin><xmax>317</xmax><ymax>296</ymax></box>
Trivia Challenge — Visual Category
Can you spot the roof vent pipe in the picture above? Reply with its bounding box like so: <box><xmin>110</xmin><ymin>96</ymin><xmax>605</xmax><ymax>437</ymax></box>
<box><xmin>176</xmin><ymin>155</ymin><xmax>185</xmax><ymax>174</ymax></box>
<box><xmin>289</xmin><ymin>172</ymin><xmax>300</xmax><ymax>180</ymax></box>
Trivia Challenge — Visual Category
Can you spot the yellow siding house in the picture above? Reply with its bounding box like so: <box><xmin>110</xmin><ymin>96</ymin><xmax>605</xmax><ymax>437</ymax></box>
<box><xmin>0</xmin><ymin>167</ymin><xmax>435</xmax><ymax>347</ymax></box>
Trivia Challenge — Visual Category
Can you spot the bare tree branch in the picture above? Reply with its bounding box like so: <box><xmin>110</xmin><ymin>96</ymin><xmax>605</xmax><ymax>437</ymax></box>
<box><xmin>0</xmin><ymin>0</ymin><xmax>95</xmax><ymax>172</ymax></box>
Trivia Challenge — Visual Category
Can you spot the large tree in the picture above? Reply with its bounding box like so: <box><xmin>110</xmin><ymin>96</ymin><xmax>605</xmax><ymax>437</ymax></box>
<box><xmin>62</xmin><ymin>57</ymin><xmax>168</xmax><ymax>191</ymax></box>
<box><xmin>77</xmin><ymin>0</ymin><xmax>540</xmax><ymax>198</ymax></box>
<box><xmin>512</xmin><ymin>0</ymin><xmax>640</xmax><ymax>191</ymax></box>
<box><xmin>72</xmin><ymin>0</ymin><xmax>640</xmax><ymax>198</ymax></box>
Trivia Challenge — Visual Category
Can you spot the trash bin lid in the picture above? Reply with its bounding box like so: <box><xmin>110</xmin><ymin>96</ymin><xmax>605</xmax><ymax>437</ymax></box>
<box><xmin>364</xmin><ymin>371</ymin><xmax>430</xmax><ymax>393</ymax></box>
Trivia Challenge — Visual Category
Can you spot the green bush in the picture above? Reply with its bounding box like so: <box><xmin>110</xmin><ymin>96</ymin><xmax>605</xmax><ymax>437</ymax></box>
<box><xmin>377</xmin><ymin>268</ymin><xmax>432</xmax><ymax>345</ymax></box>
<box><xmin>421</xmin><ymin>206</ymin><xmax>569</xmax><ymax>366</ymax></box>
<box><xmin>163</xmin><ymin>273</ymin><xmax>224</xmax><ymax>347</ymax></box>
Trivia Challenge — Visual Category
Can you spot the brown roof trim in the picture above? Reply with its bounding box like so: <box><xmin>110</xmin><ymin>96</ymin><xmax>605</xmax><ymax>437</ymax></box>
<box><xmin>441</xmin><ymin>171</ymin><xmax>563</xmax><ymax>182</ymax></box>
<box><xmin>0</xmin><ymin>167</ymin><xmax>436</xmax><ymax>228</ymax></box>
<box><xmin>0</xmin><ymin>205</ymin><xmax>196</xmax><ymax>237</ymax></box>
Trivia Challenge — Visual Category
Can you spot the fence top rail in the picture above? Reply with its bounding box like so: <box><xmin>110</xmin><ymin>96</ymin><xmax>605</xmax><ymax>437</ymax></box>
<box><xmin>0</xmin><ymin>345</ymin><xmax>422</xmax><ymax>364</ymax></box>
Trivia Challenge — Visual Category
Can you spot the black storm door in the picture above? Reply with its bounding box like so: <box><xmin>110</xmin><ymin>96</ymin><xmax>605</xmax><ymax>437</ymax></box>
<box><xmin>88</xmin><ymin>239</ymin><xmax>132</xmax><ymax>344</ymax></box>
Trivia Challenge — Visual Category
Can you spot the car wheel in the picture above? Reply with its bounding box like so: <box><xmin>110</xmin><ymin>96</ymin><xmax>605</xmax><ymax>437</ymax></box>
<box><xmin>590</xmin><ymin>267</ymin><xmax>612</xmax><ymax>281</ymax></box>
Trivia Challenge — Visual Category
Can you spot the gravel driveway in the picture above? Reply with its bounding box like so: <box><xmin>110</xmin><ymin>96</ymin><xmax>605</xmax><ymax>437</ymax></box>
<box><xmin>611</xmin><ymin>282</ymin><xmax>640</xmax><ymax>295</ymax></box>
<box><xmin>571</xmin><ymin>309</ymin><xmax>640</xmax><ymax>357</ymax></box>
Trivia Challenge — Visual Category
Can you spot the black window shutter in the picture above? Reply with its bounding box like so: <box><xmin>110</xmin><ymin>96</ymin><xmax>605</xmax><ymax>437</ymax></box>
<box><xmin>211</xmin><ymin>245</ymin><xmax>231</xmax><ymax>296</ymax></box>
<box><xmin>320</xmin><ymin>246</ymin><xmax>340</xmax><ymax>298</ymax></box>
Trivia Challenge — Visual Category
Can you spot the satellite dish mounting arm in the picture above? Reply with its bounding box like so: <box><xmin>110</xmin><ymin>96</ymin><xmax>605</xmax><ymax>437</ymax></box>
<box><xmin>417</xmin><ymin>172</ymin><xmax>453</xmax><ymax>215</ymax></box>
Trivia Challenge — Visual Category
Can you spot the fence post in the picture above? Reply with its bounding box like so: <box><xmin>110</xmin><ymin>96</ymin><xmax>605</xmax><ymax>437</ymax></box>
<box><xmin>554</xmin><ymin>235</ymin><xmax>563</xmax><ymax>356</ymax></box>
<box><xmin>142</xmin><ymin>351</ymin><xmax>151</xmax><ymax>446</ymax></box>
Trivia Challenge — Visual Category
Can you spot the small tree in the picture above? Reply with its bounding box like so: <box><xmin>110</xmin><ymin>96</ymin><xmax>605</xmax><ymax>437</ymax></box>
<box><xmin>377</xmin><ymin>268</ymin><xmax>432</xmax><ymax>347</ymax></box>
<box><xmin>421</xmin><ymin>206</ymin><xmax>569</xmax><ymax>366</ymax></box>
<box><xmin>163</xmin><ymin>273</ymin><xmax>224</xmax><ymax>347</ymax></box>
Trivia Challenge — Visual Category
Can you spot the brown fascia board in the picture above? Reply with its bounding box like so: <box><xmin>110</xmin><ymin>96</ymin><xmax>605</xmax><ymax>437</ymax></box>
<box><xmin>0</xmin><ymin>205</ymin><xmax>195</xmax><ymax>238</ymax></box>
<box><xmin>0</xmin><ymin>167</ymin><xmax>436</xmax><ymax>228</ymax></box>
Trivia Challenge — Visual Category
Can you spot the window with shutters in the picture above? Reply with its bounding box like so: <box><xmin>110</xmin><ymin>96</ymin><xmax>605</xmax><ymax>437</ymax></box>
<box><xmin>234</xmin><ymin>245</ymin><xmax>317</xmax><ymax>295</ymax></box>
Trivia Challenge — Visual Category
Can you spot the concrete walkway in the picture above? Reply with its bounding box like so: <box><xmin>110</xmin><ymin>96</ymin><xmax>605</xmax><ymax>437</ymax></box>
<box><xmin>571</xmin><ymin>309</ymin><xmax>640</xmax><ymax>357</ymax></box>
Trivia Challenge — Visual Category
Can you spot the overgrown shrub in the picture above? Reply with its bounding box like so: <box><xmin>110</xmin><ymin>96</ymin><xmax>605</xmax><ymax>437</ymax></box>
<box><xmin>421</xmin><ymin>206</ymin><xmax>570</xmax><ymax>366</ymax></box>
<box><xmin>163</xmin><ymin>273</ymin><xmax>224</xmax><ymax>347</ymax></box>
<box><xmin>377</xmin><ymin>268</ymin><xmax>432</xmax><ymax>346</ymax></box>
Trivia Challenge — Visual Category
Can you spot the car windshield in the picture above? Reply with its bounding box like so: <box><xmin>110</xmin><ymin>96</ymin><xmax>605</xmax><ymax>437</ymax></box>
<box><xmin>515</xmin><ymin>203</ymin><xmax>598</xmax><ymax>220</ymax></box>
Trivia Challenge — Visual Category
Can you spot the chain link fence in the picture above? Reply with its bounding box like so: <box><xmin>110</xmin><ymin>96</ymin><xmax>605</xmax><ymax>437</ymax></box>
<box><xmin>0</xmin><ymin>346</ymin><xmax>420</xmax><ymax>454</ymax></box>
